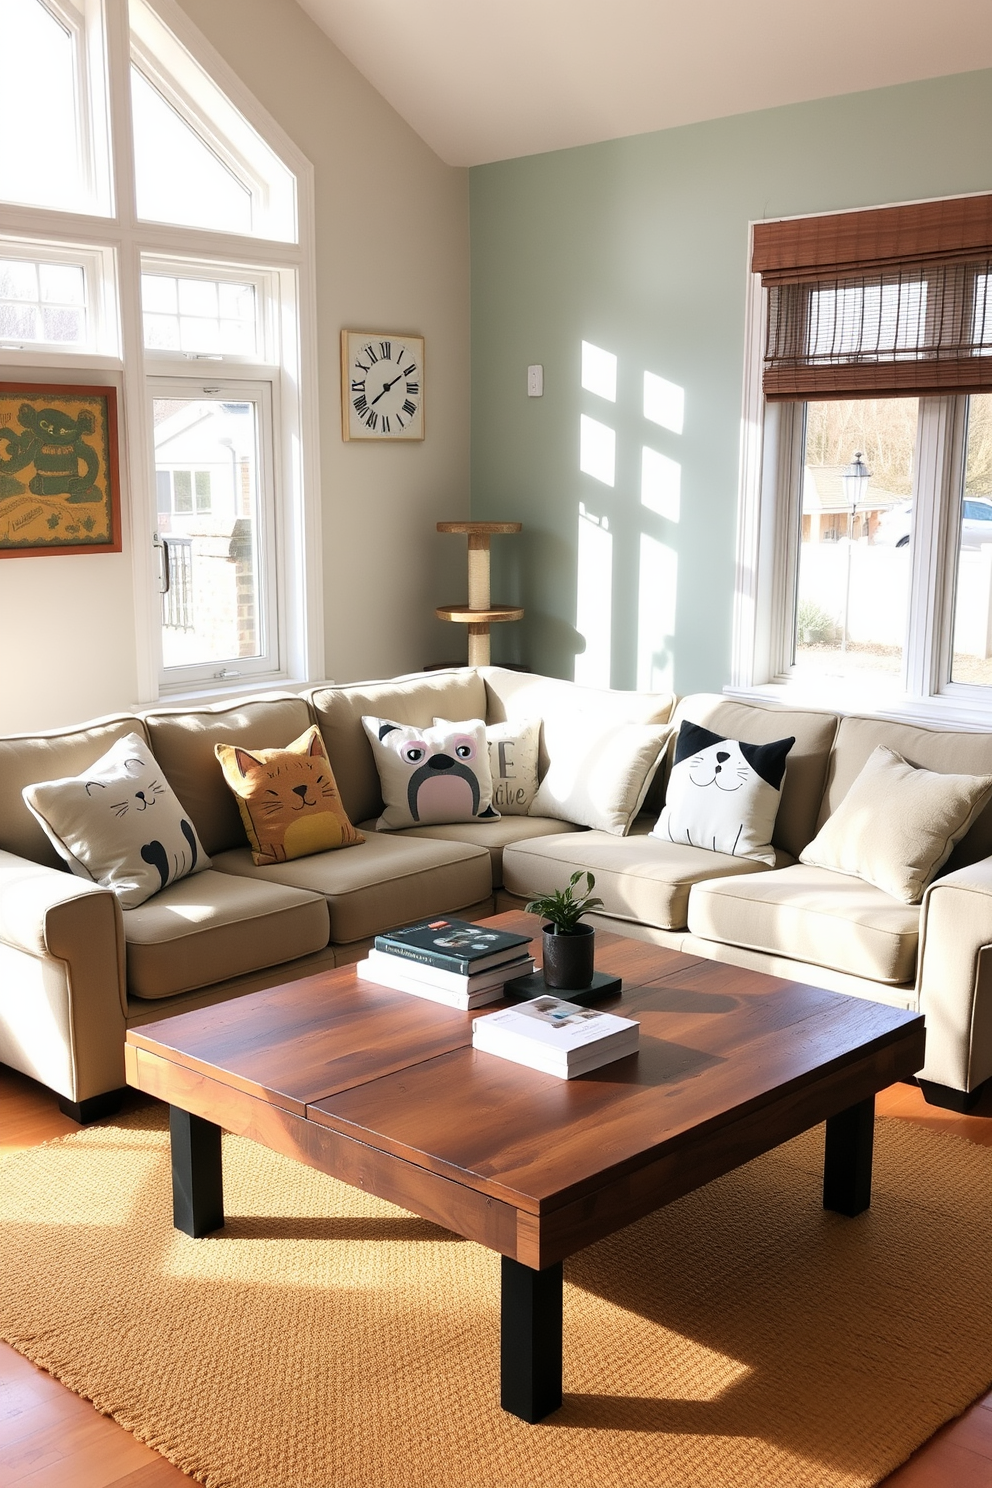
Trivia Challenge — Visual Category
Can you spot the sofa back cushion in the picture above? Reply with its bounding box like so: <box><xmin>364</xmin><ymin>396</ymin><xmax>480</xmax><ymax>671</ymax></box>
<box><xmin>0</xmin><ymin>715</ymin><xmax>148</xmax><ymax>868</ymax></box>
<box><xmin>142</xmin><ymin>694</ymin><xmax>312</xmax><ymax>856</ymax></box>
<box><xmin>671</xmin><ymin>695</ymin><xmax>838</xmax><ymax>859</ymax></box>
<box><xmin>481</xmin><ymin>667</ymin><xmax>675</xmax><ymax>784</ymax></box>
<box><xmin>820</xmin><ymin>715</ymin><xmax>992</xmax><ymax>872</ymax></box>
<box><xmin>308</xmin><ymin>669</ymin><xmax>488</xmax><ymax>825</ymax></box>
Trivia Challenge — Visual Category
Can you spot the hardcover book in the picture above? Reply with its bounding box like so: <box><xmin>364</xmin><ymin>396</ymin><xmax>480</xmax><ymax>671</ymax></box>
<box><xmin>374</xmin><ymin>917</ymin><xmax>531</xmax><ymax>975</ymax></box>
<box><xmin>365</xmin><ymin>946</ymin><xmax>534</xmax><ymax>996</ymax></box>
<box><xmin>472</xmin><ymin>994</ymin><xmax>639</xmax><ymax>1078</ymax></box>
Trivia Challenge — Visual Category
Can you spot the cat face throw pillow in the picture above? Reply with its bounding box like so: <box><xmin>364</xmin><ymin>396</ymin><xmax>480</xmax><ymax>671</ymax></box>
<box><xmin>22</xmin><ymin>732</ymin><xmax>210</xmax><ymax>908</ymax></box>
<box><xmin>215</xmin><ymin>725</ymin><xmax>364</xmax><ymax>866</ymax></box>
<box><xmin>362</xmin><ymin>716</ymin><xmax>499</xmax><ymax>830</ymax></box>
<box><xmin>650</xmin><ymin>721</ymin><xmax>795</xmax><ymax>865</ymax></box>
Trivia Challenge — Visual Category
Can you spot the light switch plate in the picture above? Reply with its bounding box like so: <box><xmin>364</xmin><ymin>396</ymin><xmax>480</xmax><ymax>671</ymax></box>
<box><xmin>527</xmin><ymin>364</ymin><xmax>544</xmax><ymax>397</ymax></box>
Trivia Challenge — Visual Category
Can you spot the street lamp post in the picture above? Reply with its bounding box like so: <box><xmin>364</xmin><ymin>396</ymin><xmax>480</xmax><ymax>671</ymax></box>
<box><xmin>840</xmin><ymin>451</ymin><xmax>871</xmax><ymax>654</ymax></box>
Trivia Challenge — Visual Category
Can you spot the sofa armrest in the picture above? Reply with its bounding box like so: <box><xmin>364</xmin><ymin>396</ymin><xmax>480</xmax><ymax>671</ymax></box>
<box><xmin>0</xmin><ymin>849</ymin><xmax>128</xmax><ymax>1103</ymax></box>
<box><xmin>918</xmin><ymin>857</ymin><xmax>992</xmax><ymax>1091</ymax></box>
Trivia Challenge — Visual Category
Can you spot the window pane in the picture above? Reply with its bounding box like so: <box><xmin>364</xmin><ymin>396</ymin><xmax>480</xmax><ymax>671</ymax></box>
<box><xmin>132</xmin><ymin>69</ymin><xmax>253</xmax><ymax>234</ymax></box>
<box><xmin>950</xmin><ymin>394</ymin><xmax>992</xmax><ymax>686</ymax></box>
<box><xmin>0</xmin><ymin>0</ymin><xmax>83</xmax><ymax>211</ymax></box>
<box><xmin>0</xmin><ymin>255</ymin><xmax>88</xmax><ymax>346</ymax></box>
<box><xmin>794</xmin><ymin>398</ymin><xmax>918</xmax><ymax>688</ymax></box>
<box><xmin>154</xmin><ymin>399</ymin><xmax>262</xmax><ymax>669</ymax></box>
<box><xmin>141</xmin><ymin>273</ymin><xmax>257</xmax><ymax>355</ymax></box>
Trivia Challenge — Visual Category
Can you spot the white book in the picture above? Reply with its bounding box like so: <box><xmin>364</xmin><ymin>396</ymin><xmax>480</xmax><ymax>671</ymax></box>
<box><xmin>474</xmin><ymin>1035</ymin><xmax>639</xmax><ymax>1079</ymax></box>
<box><xmin>356</xmin><ymin>958</ymin><xmax>507</xmax><ymax>1010</ymax></box>
<box><xmin>364</xmin><ymin>946</ymin><xmax>533</xmax><ymax>995</ymax></box>
<box><xmin>472</xmin><ymin>995</ymin><xmax>639</xmax><ymax>1069</ymax></box>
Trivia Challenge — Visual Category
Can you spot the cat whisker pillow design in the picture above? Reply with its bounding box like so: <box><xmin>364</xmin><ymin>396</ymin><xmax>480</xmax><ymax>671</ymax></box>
<box><xmin>22</xmin><ymin>733</ymin><xmax>209</xmax><ymax>908</ymax></box>
<box><xmin>215</xmin><ymin>725</ymin><xmax>363</xmax><ymax>866</ymax></box>
<box><xmin>651</xmin><ymin>721</ymin><xmax>795</xmax><ymax>864</ymax></box>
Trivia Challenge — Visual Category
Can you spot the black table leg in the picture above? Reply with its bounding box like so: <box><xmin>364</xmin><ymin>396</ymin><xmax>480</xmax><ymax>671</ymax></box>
<box><xmin>169</xmin><ymin>1105</ymin><xmax>224</xmax><ymax>1237</ymax></box>
<box><xmin>500</xmin><ymin>1255</ymin><xmax>563</xmax><ymax>1422</ymax></box>
<box><xmin>823</xmin><ymin>1095</ymin><xmax>874</xmax><ymax>1217</ymax></box>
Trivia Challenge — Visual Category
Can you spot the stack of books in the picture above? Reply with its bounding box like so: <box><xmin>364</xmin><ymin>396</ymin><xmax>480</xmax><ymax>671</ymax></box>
<box><xmin>357</xmin><ymin>917</ymin><xmax>534</xmax><ymax>1010</ymax></box>
<box><xmin>472</xmin><ymin>994</ymin><xmax>639</xmax><ymax>1078</ymax></box>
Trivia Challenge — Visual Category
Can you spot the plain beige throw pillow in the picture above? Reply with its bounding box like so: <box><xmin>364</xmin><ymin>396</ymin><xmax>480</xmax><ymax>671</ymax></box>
<box><xmin>799</xmin><ymin>744</ymin><xmax>992</xmax><ymax>903</ymax></box>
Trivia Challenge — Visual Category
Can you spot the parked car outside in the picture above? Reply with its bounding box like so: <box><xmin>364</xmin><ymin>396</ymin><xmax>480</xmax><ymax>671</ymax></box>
<box><xmin>874</xmin><ymin>497</ymin><xmax>992</xmax><ymax>550</ymax></box>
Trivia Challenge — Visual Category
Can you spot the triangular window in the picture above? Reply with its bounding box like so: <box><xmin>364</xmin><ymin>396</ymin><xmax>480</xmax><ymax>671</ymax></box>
<box><xmin>129</xmin><ymin>0</ymin><xmax>297</xmax><ymax>242</ymax></box>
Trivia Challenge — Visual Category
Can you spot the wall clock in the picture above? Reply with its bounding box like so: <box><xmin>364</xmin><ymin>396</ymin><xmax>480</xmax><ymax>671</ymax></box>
<box><xmin>341</xmin><ymin>330</ymin><xmax>424</xmax><ymax>441</ymax></box>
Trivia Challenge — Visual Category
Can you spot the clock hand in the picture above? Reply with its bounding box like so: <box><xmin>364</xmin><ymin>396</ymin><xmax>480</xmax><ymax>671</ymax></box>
<box><xmin>370</xmin><ymin>370</ymin><xmax>405</xmax><ymax>407</ymax></box>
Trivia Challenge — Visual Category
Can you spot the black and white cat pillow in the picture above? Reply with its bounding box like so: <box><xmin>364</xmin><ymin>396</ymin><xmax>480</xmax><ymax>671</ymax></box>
<box><xmin>650</xmin><ymin>721</ymin><xmax>795</xmax><ymax>864</ymax></box>
<box><xmin>23</xmin><ymin>732</ymin><xmax>210</xmax><ymax>908</ymax></box>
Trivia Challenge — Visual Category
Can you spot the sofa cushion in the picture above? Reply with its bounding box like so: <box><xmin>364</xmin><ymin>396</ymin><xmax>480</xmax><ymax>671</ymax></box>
<box><xmin>651</xmin><ymin>721</ymin><xmax>795</xmax><ymax>866</ymax></box>
<box><xmin>362</xmin><ymin>716</ymin><xmax>497</xmax><ymax>829</ymax></box>
<box><xmin>503</xmin><ymin>826</ymin><xmax>773</xmax><ymax>933</ymax></box>
<box><xmin>687</xmin><ymin>864</ymin><xmax>921</xmax><ymax>985</ymax></box>
<box><xmin>24</xmin><ymin>732</ymin><xmax>210</xmax><ymax>908</ymax></box>
<box><xmin>671</xmin><ymin>696</ymin><xmax>838</xmax><ymax>860</ymax></box>
<box><xmin>531</xmin><ymin>721</ymin><xmax>672</xmax><ymax>835</ymax></box>
<box><xmin>481</xmin><ymin>667</ymin><xmax>675</xmax><ymax>778</ymax></box>
<box><xmin>123</xmin><ymin>869</ymin><xmax>329</xmax><ymax>999</ymax></box>
<box><xmin>800</xmin><ymin>744</ymin><xmax>992</xmax><ymax>904</ymax></box>
<box><xmin>818</xmin><ymin>713</ymin><xmax>992</xmax><ymax>874</ymax></box>
<box><xmin>308</xmin><ymin>670</ymin><xmax>488</xmax><ymax>827</ymax></box>
<box><xmin>142</xmin><ymin>695</ymin><xmax>313</xmax><ymax>857</ymax></box>
<box><xmin>0</xmin><ymin>715</ymin><xmax>147</xmax><ymax>869</ymax></box>
<box><xmin>374</xmin><ymin>815</ymin><xmax>583</xmax><ymax>888</ymax></box>
<box><xmin>210</xmin><ymin>832</ymin><xmax>492</xmax><ymax>944</ymax></box>
<box><xmin>215</xmin><ymin>725</ymin><xmax>364</xmax><ymax>865</ymax></box>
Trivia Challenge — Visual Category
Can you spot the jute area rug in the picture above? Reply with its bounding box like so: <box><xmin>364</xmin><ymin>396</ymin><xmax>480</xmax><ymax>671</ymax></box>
<box><xmin>1</xmin><ymin>1108</ymin><xmax>990</xmax><ymax>1488</ymax></box>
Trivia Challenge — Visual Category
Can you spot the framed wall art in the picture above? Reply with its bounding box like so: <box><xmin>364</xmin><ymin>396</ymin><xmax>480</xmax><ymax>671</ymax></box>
<box><xmin>0</xmin><ymin>383</ymin><xmax>122</xmax><ymax>557</ymax></box>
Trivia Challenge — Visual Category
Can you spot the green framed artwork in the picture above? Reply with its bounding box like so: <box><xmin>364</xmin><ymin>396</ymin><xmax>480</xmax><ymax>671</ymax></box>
<box><xmin>0</xmin><ymin>383</ymin><xmax>122</xmax><ymax>557</ymax></box>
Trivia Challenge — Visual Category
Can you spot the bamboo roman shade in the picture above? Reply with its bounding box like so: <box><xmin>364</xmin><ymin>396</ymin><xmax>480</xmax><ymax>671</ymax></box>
<box><xmin>752</xmin><ymin>194</ymin><xmax>992</xmax><ymax>401</ymax></box>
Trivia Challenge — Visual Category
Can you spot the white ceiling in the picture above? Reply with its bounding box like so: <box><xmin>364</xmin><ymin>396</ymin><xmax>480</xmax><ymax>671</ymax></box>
<box><xmin>296</xmin><ymin>0</ymin><xmax>992</xmax><ymax>167</ymax></box>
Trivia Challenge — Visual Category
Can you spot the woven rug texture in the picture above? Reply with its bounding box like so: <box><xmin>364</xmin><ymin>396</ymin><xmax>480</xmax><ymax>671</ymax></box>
<box><xmin>1</xmin><ymin>1108</ymin><xmax>990</xmax><ymax>1488</ymax></box>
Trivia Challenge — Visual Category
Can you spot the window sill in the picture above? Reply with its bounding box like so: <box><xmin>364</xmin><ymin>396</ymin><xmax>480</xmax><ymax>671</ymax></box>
<box><xmin>724</xmin><ymin>678</ymin><xmax>992</xmax><ymax>732</ymax></box>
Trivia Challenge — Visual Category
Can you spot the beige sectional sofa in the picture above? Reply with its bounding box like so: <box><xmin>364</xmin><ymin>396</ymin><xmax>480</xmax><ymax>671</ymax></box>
<box><xmin>2</xmin><ymin>668</ymin><xmax>991</xmax><ymax>1122</ymax></box>
<box><xmin>0</xmin><ymin>666</ymin><xmax>667</xmax><ymax>1119</ymax></box>
<box><xmin>502</xmin><ymin>691</ymin><xmax>992</xmax><ymax>1113</ymax></box>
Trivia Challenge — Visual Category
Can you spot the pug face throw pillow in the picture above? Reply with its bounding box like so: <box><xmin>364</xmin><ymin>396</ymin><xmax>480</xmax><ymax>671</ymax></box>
<box><xmin>362</xmin><ymin>716</ymin><xmax>500</xmax><ymax>830</ymax></box>
<box><xmin>650</xmin><ymin>721</ymin><xmax>795</xmax><ymax>865</ymax></box>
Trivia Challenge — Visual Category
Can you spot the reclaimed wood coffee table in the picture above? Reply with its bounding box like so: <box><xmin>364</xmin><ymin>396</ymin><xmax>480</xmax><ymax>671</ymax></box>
<box><xmin>125</xmin><ymin>912</ymin><xmax>925</xmax><ymax>1423</ymax></box>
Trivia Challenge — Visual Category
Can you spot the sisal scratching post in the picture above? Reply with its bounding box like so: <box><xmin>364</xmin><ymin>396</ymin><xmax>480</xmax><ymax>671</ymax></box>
<box><xmin>436</xmin><ymin>521</ymin><xmax>523</xmax><ymax>666</ymax></box>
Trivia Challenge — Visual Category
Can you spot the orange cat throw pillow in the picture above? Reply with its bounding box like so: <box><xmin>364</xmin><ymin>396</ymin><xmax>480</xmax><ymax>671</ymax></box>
<box><xmin>215</xmin><ymin>725</ymin><xmax>364</xmax><ymax>866</ymax></box>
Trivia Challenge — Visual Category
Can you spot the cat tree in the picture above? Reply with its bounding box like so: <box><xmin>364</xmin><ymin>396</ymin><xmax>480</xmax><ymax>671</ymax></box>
<box><xmin>435</xmin><ymin>521</ymin><xmax>523</xmax><ymax>666</ymax></box>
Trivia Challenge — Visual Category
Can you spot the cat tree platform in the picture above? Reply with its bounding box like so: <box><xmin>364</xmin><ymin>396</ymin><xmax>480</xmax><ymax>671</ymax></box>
<box><xmin>436</xmin><ymin>521</ymin><xmax>523</xmax><ymax>666</ymax></box>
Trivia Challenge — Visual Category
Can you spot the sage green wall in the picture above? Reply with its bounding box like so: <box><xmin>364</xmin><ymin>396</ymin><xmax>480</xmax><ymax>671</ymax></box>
<box><xmin>470</xmin><ymin>70</ymin><xmax>992</xmax><ymax>692</ymax></box>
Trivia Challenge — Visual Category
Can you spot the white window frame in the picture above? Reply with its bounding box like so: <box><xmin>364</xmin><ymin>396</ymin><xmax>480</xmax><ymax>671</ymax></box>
<box><xmin>0</xmin><ymin>0</ymin><xmax>323</xmax><ymax>704</ymax></box>
<box><xmin>139</xmin><ymin>254</ymin><xmax>277</xmax><ymax>366</ymax></box>
<box><xmin>733</xmin><ymin>222</ymin><xmax>992</xmax><ymax>728</ymax></box>
<box><xmin>148</xmin><ymin>374</ymin><xmax>281</xmax><ymax>688</ymax></box>
<box><xmin>0</xmin><ymin>234</ymin><xmax>119</xmax><ymax>356</ymax></box>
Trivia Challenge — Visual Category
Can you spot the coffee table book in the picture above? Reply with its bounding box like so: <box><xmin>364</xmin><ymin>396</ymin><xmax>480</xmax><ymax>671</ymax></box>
<box><xmin>374</xmin><ymin>916</ymin><xmax>531</xmax><ymax>975</ymax></box>
<box><xmin>357</xmin><ymin>951</ymin><xmax>533</xmax><ymax>1009</ymax></box>
<box><xmin>471</xmin><ymin>995</ymin><xmax>639</xmax><ymax>1077</ymax></box>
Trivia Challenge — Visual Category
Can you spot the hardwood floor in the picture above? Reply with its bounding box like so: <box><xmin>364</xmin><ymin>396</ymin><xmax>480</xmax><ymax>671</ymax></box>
<box><xmin>1</xmin><ymin>1063</ymin><xmax>990</xmax><ymax>1487</ymax></box>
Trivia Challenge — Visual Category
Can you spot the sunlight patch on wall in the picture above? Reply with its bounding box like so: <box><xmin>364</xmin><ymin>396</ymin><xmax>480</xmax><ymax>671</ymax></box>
<box><xmin>575</xmin><ymin>504</ymin><xmax>613</xmax><ymax>686</ymax></box>
<box><xmin>580</xmin><ymin>414</ymin><xmax>616</xmax><ymax>486</ymax></box>
<box><xmin>581</xmin><ymin>340</ymin><xmax>617</xmax><ymax>402</ymax></box>
<box><xmin>644</xmin><ymin>372</ymin><xmax>684</xmax><ymax>434</ymax></box>
<box><xmin>637</xmin><ymin>533</ymin><xmax>677</xmax><ymax>692</ymax></box>
<box><xmin>641</xmin><ymin>447</ymin><xmax>681</xmax><ymax>522</ymax></box>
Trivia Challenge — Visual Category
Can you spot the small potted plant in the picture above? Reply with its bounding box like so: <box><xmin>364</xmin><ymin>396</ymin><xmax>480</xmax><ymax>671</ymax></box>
<box><xmin>526</xmin><ymin>870</ymin><xmax>604</xmax><ymax>990</ymax></box>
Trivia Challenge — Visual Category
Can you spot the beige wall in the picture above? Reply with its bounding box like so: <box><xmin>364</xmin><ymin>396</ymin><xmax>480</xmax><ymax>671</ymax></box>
<box><xmin>0</xmin><ymin>0</ymin><xmax>469</xmax><ymax>735</ymax></box>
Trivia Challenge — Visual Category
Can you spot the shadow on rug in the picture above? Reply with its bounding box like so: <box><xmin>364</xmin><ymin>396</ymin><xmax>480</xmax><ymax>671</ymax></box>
<box><xmin>1</xmin><ymin>1108</ymin><xmax>990</xmax><ymax>1488</ymax></box>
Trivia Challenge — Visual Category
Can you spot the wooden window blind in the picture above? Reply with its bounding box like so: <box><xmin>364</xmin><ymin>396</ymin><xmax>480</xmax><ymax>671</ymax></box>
<box><xmin>752</xmin><ymin>195</ymin><xmax>992</xmax><ymax>400</ymax></box>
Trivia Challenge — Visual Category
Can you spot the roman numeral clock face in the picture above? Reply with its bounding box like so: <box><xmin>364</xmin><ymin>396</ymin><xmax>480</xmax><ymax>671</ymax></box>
<box><xmin>341</xmin><ymin>331</ymin><xmax>424</xmax><ymax>441</ymax></box>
